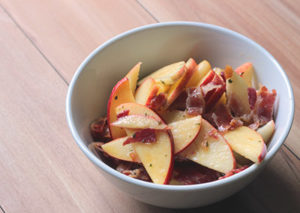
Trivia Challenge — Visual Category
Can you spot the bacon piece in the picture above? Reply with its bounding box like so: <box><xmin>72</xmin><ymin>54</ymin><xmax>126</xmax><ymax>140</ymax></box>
<box><xmin>201</xmin><ymin>73</ymin><xmax>226</xmax><ymax>111</ymax></box>
<box><xmin>204</xmin><ymin>104</ymin><xmax>243</xmax><ymax>132</ymax></box>
<box><xmin>169</xmin><ymin>90</ymin><xmax>187</xmax><ymax>110</ymax></box>
<box><xmin>173</xmin><ymin>160</ymin><xmax>221</xmax><ymax>185</ymax></box>
<box><xmin>248</xmin><ymin>87</ymin><xmax>257</xmax><ymax>110</ymax></box>
<box><xmin>90</xmin><ymin>117</ymin><xmax>111</xmax><ymax>142</ymax></box>
<box><xmin>116</xmin><ymin>110</ymin><xmax>130</xmax><ymax>119</ymax></box>
<box><xmin>116</xmin><ymin>162</ymin><xmax>151</xmax><ymax>182</ymax></box>
<box><xmin>147</xmin><ymin>93</ymin><xmax>167</xmax><ymax>111</ymax></box>
<box><xmin>186</xmin><ymin>87</ymin><xmax>205</xmax><ymax>115</ymax></box>
<box><xmin>123</xmin><ymin>129</ymin><xmax>156</xmax><ymax>145</ymax></box>
<box><xmin>253</xmin><ymin>86</ymin><xmax>277</xmax><ymax>126</ymax></box>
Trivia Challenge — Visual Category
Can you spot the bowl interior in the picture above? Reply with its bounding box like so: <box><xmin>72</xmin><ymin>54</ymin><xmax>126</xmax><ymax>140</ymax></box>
<box><xmin>67</xmin><ymin>23</ymin><xmax>294</xmax><ymax>181</ymax></box>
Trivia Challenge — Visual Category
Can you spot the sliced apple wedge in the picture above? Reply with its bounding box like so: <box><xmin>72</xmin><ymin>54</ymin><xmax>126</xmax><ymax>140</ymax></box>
<box><xmin>135</xmin><ymin>78</ymin><xmax>159</xmax><ymax>105</ymax></box>
<box><xmin>101</xmin><ymin>137</ymin><xmax>141</xmax><ymax>162</ymax></box>
<box><xmin>257</xmin><ymin>120</ymin><xmax>275</xmax><ymax>144</ymax></box>
<box><xmin>187</xmin><ymin>60</ymin><xmax>211</xmax><ymax>88</ymax></box>
<box><xmin>225</xmin><ymin>66</ymin><xmax>251</xmax><ymax>116</ymax></box>
<box><xmin>134</xmin><ymin>131</ymin><xmax>174</xmax><ymax>184</ymax></box>
<box><xmin>116</xmin><ymin>103</ymin><xmax>162</xmax><ymax>121</ymax></box>
<box><xmin>224</xmin><ymin>126</ymin><xmax>267</xmax><ymax>163</ymax></box>
<box><xmin>111</xmin><ymin>115</ymin><xmax>168</xmax><ymax>130</ymax></box>
<box><xmin>169</xmin><ymin>115</ymin><xmax>202</xmax><ymax>154</ymax></box>
<box><xmin>138</xmin><ymin>61</ymin><xmax>186</xmax><ymax>85</ymax></box>
<box><xmin>107</xmin><ymin>77</ymin><xmax>135</xmax><ymax>139</ymax></box>
<box><xmin>160</xmin><ymin>110</ymin><xmax>189</xmax><ymax>123</ymax></box>
<box><xmin>165</xmin><ymin>63</ymin><xmax>194</xmax><ymax>108</ymax></box>
<box><xmin>126</xmin><ymin>62</ymin><xmax>141</xmax><ymax>95</ymax></box>
<box><xmin>183</xmin><ymin>58</ymin><xmax>198</xmax><ymax>88</ymax></box>
<box><xmin>235</xmin><ymin>62</ymin><xmax>258</xmax><ymax>88</ymax></box>
<box><xmin>180</xmin><ymin>119</ymin><xmax>236</xmax><ymax>174</ymax></box>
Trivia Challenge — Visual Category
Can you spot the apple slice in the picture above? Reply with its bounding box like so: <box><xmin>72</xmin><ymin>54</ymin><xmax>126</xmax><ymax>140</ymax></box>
<box><xmin>107</xmin><ymin>77</ymin><xmax>135</xmax><ymax>139</ymax></box>
<box><xmin>111</xmin><ymin>115</ymin><xmax>168</xmax><ymax>130</ymax></box>
<box><xmin>138</xmin><ymin>61</ymin><xmax>186</xmax><ymax>85</ymax></box>
<box><xmin>187</xmin><ymin>60</ymin><xmax>211</xmax><ymax>88</ymax></box>
<box><xmin>225</xmin><ymin>66</ymin><xmax>251</xmax><ymax>116</ymax></box>
<box><xmin>257</xmin><ymin>120</ymin><xmax>275</xmax><ymax>144</ymax></box>
<box><xmin>169</xmin><ymin>115</ymin><xmax>202</xmax><ymax>154</ymax></box>
<box><xmin>165</xmin><ymin>63</ymin><xmax>194</xmax><ymax>108</ymax></box>
<box><xmin>160</xmin><ymin>110</ymin><xmax>189</xmax><ymax>123</ymax></box>
<box><xmin>101</xmin><ymin>137</ymin><xmax>141</xmax><ymax>162</ymax></box>
<box><xmin>235</xmin><ymin>62</ymin><xmax>258</xmax><ymax>88</ymax></box>
<box><xmin>116</xmin><ymin>103</ymin><xmax>162</xmax><ymax>121</ymax></box>
<box><xmin>126</xmin><ymin>62</ymin><xmax>141</xmax><ymax>95</ymax></box>
<box><xmin>135</xmin><ymin>78</ymin><xmax>159</xmax><ymax>105</ymax></box>
<box><xmin>224</xmin><ymin>126</ymin><xmax>267</xmax><ymax>163</ymax></box>
<box><xmin>134</xmin><ymin>131</ymin><xmax>174</xmax><ymax>184</ymax></box>
<box><xmin>180</xmin><ymin>119</ymin><xmax>236</xmax><ymax>174</ymax></box>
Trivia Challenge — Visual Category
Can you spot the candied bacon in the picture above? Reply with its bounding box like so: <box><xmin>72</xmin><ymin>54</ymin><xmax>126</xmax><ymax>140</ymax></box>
<box><xmin>253</xmin><ymin>86</ymin><xmax>277</xmax><ymax>126</ymax></box>
<box><xmin>173</xmin><ymin>160</ymin><xmax>221</xmax><ymax>185</ymax></box>
<box><xmin>186</xmin><ymin>87</ymin><xmax>205</xmax><ymax>115</ymax></box>
<box><xmin>123</xmin><ymin>129</ymin><xmax>156</xmax><ymax>145</ymax></box>
<box><xmin>90</xmin><ymin>117</ymin><xmax>111</xmax><ymax>142</ymax></box>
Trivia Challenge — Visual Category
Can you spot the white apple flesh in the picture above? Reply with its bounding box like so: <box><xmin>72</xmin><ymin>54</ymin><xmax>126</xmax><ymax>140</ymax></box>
<box><xmin>225</xmin><ymin>66</ymin><xmax>251</xmax><ymax>116</ymax></box>
<box><xmin>138</xmin><ymin>61</ymin><xmax>186</xmax><ymax>85</ymax></box>
<box><xmin>257</xmin><ymin>120</ymin><xmax>275</xmax><ymax>144</ymax></box>
<box><xmin>111</xmin><ymin>115</ymin><xmax>169</xmax><ymax>130</ymax></box>
<box><xmin>135</xmin><ymin>78</ymin><xmax>158</xmax><ymax>105</ymax></box>
<box><xmin>224</xmin><ymin>126</ymin><xmax>267</xmax><ymax>163</ymax></box>
<box><xmin>101</xmin><ymin>137</ymin><xmax>141</xmax><ymax>162</ymax></box>
<box><xmin>180</xmin><ymin>119</ymin><xmax>236</xmax><ymax>174</ymax></box>
<box><xmin>169</xmin><ymin>115</ymin><xmax>202</xmax><ymax>154</ymax></box>
<box><xmin>134</xmin><ymin>130</ymin><xmax>174</xmax><ymax>184</ymax></box>
<box><xmin>107</xmin><ymin>77</ymin><xmax>135</xmax><ymax>139</ymax></box>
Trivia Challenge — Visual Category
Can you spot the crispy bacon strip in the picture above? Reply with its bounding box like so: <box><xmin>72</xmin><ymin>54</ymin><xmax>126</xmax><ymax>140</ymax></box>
<box><xmin>173</xmin><ymin>160</ymin><xmax>221</xmax><ymax>185</ymax></box>
<box><xmin>90</xmin><ymin>117</ymin><xmax>111</xmax><ymax>142</ymax></box>
<box><xmin>253</xmin><ymin>86</ymin><xmax>277</xmax><ymax>126</ymax></box>
<box><xmin>204</xmin><ymin>104</ymin><xmax>243</xmax><ymax>132</ymax></box>
<box><xmin>186</xmin><ymin>87</ymin><xmax>206</xmax><ymax>115</ymax></box>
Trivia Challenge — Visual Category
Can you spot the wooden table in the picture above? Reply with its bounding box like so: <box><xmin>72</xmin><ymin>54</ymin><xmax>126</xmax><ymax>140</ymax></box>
<box><xmin>0</xmin><ymin>0</ymin><xmax>299</xmax><ymax>212</ymax></box>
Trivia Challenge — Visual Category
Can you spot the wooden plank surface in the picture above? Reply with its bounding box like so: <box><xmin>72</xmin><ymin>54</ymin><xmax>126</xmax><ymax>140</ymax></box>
<box><xmin>0</xmin><ymin>0</ymin><xmax>299</xmax><ymax>212</ymax></box>
<box><xmin>0</xmin><ymin>0</ymin><xmax>156</xmax><ymax>82</ymax></box>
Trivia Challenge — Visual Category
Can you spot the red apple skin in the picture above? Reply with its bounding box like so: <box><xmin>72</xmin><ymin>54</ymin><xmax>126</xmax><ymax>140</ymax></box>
<box><xmin>235</xmin><ymin>62</ymin><xmax>252</xmax><ymax>75</ymax></box>
<box><xmin>258</xmin><ymin>142</ymin><xmax>267</xmax><ymax>163</ymax></box>
<box><xmin>175</xmin><ymin>128</ymin><xmax>201</xmax><ymax>155</ymax></box>
<box><xmin>166</xmin><ymin>65</ymin><xmax>194</xmax><ymax>108</ymax></box>
<box><xmin>107</xmin><ymin>77</ymin><xmax>135</xmax><ymax>139</ymax></box>
<box><xmin>164</xmin><ymin>129</ymin><xmax>175</xmax><ymax>184</ymax></box>
<box><xmin>198</xmin><ymin>70</ymin><xmax>214</xmax><ymax>86</ymax></box>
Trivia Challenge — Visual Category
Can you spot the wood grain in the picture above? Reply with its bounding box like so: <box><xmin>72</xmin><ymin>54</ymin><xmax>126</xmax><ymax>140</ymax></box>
<box><xmin>0</xmin><ymin>0</ymin><xmax>299</xmax><ymax>212</ymax></box>
<box><xmin>0</xmin><ymin>0</ymin><xmax>156</xmax><ymax>82</ymax></box>
<box><xmin>138</xmin><ymin>0</ymin><xmax>300</xmax><ymax>157</ymax></box>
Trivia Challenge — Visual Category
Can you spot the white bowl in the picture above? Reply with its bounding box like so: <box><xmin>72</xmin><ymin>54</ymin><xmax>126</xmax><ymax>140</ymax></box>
<box><xmin>66</xmin><ymin>22</ymin><xmax>294</xmax><ymax>208</ymax></box>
